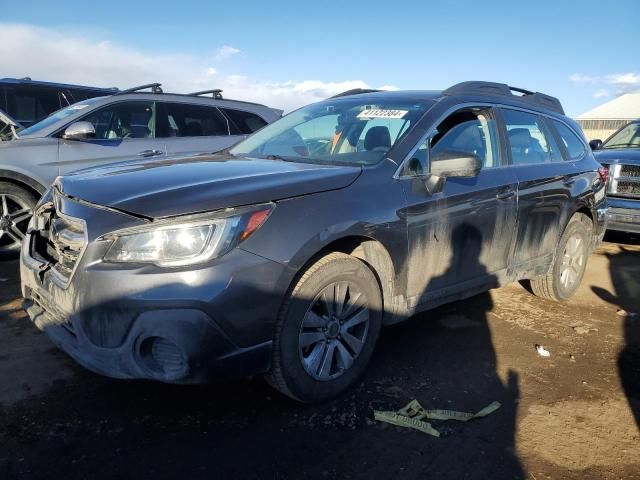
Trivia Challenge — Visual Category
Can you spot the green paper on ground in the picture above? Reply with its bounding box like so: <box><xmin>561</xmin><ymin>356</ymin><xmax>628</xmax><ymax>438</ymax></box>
<box><xmin>374</xmin><ymin>399</ymin><xmax>501</xmax><ymax>437</ymax></box>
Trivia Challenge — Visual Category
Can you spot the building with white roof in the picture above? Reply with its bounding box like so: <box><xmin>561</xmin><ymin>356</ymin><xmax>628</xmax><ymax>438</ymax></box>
<box><xmin>576</xmin><ymin>93</ymin><xmax>640</xmax><ymax>141</ymax></box>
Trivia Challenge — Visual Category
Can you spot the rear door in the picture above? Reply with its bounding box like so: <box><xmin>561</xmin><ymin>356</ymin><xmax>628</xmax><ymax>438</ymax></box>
<box><xmin>500</xmin><ymin>108</ymin><xmax>576</xmax><ymax>272</ymax></box>
<box><xmin>59</xmin><ymin>100</ymin><xmax>163</xmax><ymax>174</ymax></box>
<box><xmin>159</xmin><ymin>102</ymin><xmax>242</xmax><ymax>156</ymax></box>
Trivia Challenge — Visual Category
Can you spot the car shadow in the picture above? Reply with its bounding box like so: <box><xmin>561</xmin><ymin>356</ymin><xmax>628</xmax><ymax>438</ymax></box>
<box><xmin>1</xmin><ymin>223</ymin><xmax>525</xmax><ymax>479</ymax></box>
<box><xmin>591</xmin><ymin>231</ymin><xmax>640</xmax><ymax>428</ymax></box>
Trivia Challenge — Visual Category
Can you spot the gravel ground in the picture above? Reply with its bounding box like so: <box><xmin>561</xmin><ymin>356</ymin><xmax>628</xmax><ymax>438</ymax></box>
<box><xmin>0</xmin><ymin>232</ymin><xmax>638</xmax><ymax>480</ymax></box>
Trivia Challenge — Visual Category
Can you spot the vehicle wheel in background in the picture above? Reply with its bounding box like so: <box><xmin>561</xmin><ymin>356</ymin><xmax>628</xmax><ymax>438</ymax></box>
<box><xmin>266</xmin><ymin>252</ymin><xmax>382</xmax><ymax>403</ymax></box>
<box><xmin>0</xmin><ymin>182</ymin><xmax>37</xmax><ymax>258</ymax></box>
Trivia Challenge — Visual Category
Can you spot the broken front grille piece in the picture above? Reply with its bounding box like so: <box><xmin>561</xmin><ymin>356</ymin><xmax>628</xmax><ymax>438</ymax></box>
<box><xmin>31</xmin><ymin>206</ymin><xmax>86</xmax><ymax>286</ymax></box>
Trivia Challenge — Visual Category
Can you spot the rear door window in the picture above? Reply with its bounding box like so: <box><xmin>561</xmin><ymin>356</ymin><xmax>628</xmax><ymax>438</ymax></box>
<box><xmin>157</xmin><ymin>103</ymin><xmax>229</xmax><ymax>138</ymax></box>
<box><xmin>551</xmin><ymin>120</ymin><xmax>587</xmax><ymax>160</ymax></box>
<box><xmin>221</xmin><ymin>108</ymin><xmax>267</xmax><ymax>134</ymax></box>
<box><xmin>501</xmin><ymin>109</ymin><xmax>556</xmax><ymax>165</ymax></box>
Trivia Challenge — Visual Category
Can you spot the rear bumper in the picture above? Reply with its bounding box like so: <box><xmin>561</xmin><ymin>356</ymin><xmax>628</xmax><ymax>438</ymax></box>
<box><xmin>606</xmin><ymin>197</ymin><xmax>640</xmax><ymax>234</ymax></box>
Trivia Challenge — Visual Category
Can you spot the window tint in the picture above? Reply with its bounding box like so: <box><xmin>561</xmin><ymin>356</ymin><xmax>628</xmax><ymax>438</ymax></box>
<box><xmin>9</xmin><ymin>87</ymin><xmax>60</xmax><ymax>125</ymax></box>
<box><xmin>221</xmin><ymin>108</ymin><xmax>267</xmax><ymax>134</ymax></box>
<box><xmin>81</xmin><ymin>101</ymin><xmax>154</xmax><ymax>139</ymax></box>
<box><xmin>552</xmin><ymin>120</ymin><xmax>587</xmax><ymax>160</ymax></box>
<box><xmin>502</xmin><ymin>109</ymin><xmax>554</xmax><ymax>165</ymax></box>
<box><xmin>157</xmin><ymin>103</ymin><xmax>228</xmax><ymax>138</ymax></box>
<box><xmin>401</xmin><ymin>107</ymin><xmax>499</xmax><ymax>177</ymax></box>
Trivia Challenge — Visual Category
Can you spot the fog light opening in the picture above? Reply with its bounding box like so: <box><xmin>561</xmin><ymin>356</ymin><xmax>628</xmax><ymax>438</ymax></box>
<box><xmin>139</xmin><ymin>336</ymin><xmax>188</xmax><ymax>378</ymax></box>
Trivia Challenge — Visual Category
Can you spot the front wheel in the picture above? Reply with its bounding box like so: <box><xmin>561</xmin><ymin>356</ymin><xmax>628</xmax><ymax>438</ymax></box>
<box><xmin>266</xmin><ymin>252</ymin><xmax>382</xmax><ymax>403</ymax></box>
<box><xmin>525</xmin><ymin>213</ymin><xmax>593</xmax><ymax>301</ymax></box>
<box><xmin>0</xmin><ymin>182</ymin><xmax>37</xmax><ymax>258</ymax></box>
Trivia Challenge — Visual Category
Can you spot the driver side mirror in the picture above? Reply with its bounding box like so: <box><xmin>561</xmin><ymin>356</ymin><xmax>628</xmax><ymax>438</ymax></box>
<box><xmin>589</xmin><ymin>139</ymin><xmax>603</xmax><ymax>151</ymax></box>
<box><xmin>430</xmin><ymin>150</ymin><xmax>482</xmax><ymax>178</ymax></box>
<box><xmin>63</xmin><ymin>121</ymin><xmax>96</xmax><ymax>140</ymax></box>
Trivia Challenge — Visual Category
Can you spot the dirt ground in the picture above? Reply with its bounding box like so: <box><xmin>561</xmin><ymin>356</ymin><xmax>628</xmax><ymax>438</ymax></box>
<box><xmin>0</xmin><ymin>232</ymin><xmax>638</xmax><ymax>480</ymax></box>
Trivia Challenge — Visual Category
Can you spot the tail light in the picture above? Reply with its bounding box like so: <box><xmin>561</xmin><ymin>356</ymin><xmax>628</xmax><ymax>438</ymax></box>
<box><xmin>598</xmin><ymin>166</ymin><xmax>609</xmax><ymax>185</ymax></box>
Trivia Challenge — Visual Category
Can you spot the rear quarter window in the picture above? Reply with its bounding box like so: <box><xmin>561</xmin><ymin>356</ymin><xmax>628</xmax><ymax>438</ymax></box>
<box><xmin>552</xmin><ymin>120</ymin><xmax>586</xmax><ymax>160</ymax></box>
<box><xmin>221</xmin><ymin>108</ymin><xmax>267</xmax><ymax>134</ymax></box>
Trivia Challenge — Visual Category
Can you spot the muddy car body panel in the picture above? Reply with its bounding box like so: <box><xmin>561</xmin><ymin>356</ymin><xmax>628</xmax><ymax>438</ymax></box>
<box><xmin>21</xmin><ymin>83</ymin><xmax>608</xmax><ymax>396</ymax></box>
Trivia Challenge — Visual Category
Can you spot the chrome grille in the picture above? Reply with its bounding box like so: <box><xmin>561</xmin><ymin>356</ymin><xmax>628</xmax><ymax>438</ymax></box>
<box><xmin>606</xmin><ymin>163</ymin><xmax>640</xmax><ymax>199</ymax></box>
<box><xmin>31</xmin><ymin>207</ymin><xmax>87</xmax><ymax>286</ymax></box>
<box><xmin>620</xmin><ymin>165</ymin><xmax>640</xmax><ymax>177</ymax></box>
<box><xmin>617</xmin><ymin>181</ymin><xmax>640</xmax><ymax>196</ymax></box>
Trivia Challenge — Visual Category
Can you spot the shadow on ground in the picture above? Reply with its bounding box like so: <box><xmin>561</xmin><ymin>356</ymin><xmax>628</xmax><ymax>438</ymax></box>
<box><xmin>593</xmin><ymin>231</ymin><xmax>640</xmax><ymax>427</ymax></box>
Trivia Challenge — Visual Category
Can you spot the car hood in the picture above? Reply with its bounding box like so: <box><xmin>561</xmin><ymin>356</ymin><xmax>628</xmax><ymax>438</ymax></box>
<box><xmin>594</xmin><ymin>148</ymin><xmax>640</xmax><ymax>165</ymax></box>
<box><xmin>56</xmin><ymin>154</ymin><xmax>362</xmax><ymax>218</ymax></box>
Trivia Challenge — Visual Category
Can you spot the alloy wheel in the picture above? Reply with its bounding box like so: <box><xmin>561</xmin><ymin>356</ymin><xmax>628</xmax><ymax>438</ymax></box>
<box><xmin>0</xmin><ymin>193</ymin><xmax>33</xmax><ymax>252</ymax></box>
<box><xmin>298</xmin><ymin>281</ymin><xmax>370</xmax><ymax>381</ymax></box>
<box><xmin>559</xmin><ymin>233</ymin><xmax>585</xmax><ymax>290</ymax></box>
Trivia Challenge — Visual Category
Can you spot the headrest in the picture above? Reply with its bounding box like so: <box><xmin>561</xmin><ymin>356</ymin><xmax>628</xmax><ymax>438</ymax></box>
<box><xmin>508</xmin><ymin>128</ymin><xmax>533</xmax><ymax>148</ymax></box>
<box><xmin>364</xmin><ymin>126</ymin><xmax>391</xmax><ymax>151</ymax></box>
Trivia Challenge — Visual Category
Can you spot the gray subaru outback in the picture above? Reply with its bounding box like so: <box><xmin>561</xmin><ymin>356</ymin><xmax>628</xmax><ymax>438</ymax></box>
<box><xmin>20</xmin><ymin>82</ymin><xmax>608</xmax><ymax>403</ymax></box>
<box><xmin>0</xmin><ymin>83</ymin><xmax>282</xmax><ymax>255</ymax></box>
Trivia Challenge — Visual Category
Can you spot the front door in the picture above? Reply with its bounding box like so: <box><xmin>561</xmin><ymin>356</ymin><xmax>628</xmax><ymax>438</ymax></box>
<box><xmin>59</xmin><ymin>100</ymin><xmax>164</xmax><ymax>174</ymax></box>
<box><xmin>401</xmin><ymin>106</ymin><xmax>518</xmax><ymax>308</ymax></box>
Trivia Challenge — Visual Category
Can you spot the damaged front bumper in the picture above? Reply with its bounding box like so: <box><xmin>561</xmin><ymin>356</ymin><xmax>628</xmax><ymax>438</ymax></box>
<box><xmin>20</xmin><ymin>190</ymin><xmax>290</xmax><ymax>383</ymax></box>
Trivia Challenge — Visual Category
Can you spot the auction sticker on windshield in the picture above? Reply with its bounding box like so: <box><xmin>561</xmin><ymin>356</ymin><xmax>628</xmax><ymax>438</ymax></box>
<box><xmin>357</xmin><ymin>109</ymin><xmax>408</xmax><ymax>119</ymax></box>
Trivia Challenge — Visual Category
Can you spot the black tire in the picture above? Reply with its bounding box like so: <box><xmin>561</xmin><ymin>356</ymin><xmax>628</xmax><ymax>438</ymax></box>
<box><xmin>266</xmin><ymin>252</ymin><xmax>382</xmax><ymax>403</ymax></box>
<box><xmin>525</xmin><ymin>213</ymin><xmax>593</xmax><ymax>302</ymax></box>
<box><xmin>0</xmin><ymin>182</ymin><xmax>37</xmax><ymax>259</ymax></box>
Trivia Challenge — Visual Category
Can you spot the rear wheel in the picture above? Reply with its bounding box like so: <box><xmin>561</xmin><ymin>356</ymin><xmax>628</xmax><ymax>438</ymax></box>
<box><xmin>525</xmin><ymin>213</ymin><xmax>592</xmax><ymax>301</ymax></box>
<box><xmin>266</xmin><ymin>252</ymin><xmax>382</xmax><ymax>403</ymax></box>
<box><xmin>0</xmin><ymin>182</ymin><xmax>37</xmax><ymax>258</ymax></box>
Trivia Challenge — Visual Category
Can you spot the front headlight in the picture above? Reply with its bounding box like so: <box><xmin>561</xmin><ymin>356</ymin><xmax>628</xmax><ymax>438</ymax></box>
<box><xmin>102</xmin><ymin>203</ymin><xmax>274</xmax><ymax>267</ymax></box>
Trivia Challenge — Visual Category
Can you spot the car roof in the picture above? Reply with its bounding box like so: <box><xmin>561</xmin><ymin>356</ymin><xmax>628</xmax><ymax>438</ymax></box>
<box><xmin>328</xmin><ymin>81</ymin><xmax>567</xmax><ymax>118</ymax></box>
<box><xmin>0</xmin><ymin>77</ymin><xmax>117</xmax><ymax>93</ymax></box>
<box><xmin>17</xmin><ymin>91</ymin><xmax>282</xmax><ymax>138</ymax></box>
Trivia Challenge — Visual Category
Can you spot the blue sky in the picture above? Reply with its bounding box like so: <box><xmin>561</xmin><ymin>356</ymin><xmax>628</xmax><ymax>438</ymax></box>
<box><xmin>1</xmin><ymin>0</ymin><xmax>638</xmax><ymax>115</ymax></box>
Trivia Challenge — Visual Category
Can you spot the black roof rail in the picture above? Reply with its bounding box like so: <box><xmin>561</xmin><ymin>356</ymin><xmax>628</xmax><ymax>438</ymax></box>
<box><xmin>443</xmin><ymin>81</ymin><xmax>564</xmax><ymax>115</ymax></box>
<box><xmin>330</xmin><ymin>88</ymin><xmax>381</xmax><ymax>99</ymax></box>
<box><xmin>188</xmin><ymin>89</ymin><xmax>223</xmax><ymax>99</ymax></box>
<box><xmin>115</xmin><ymin>83</ymin><xmax>163</xmax><ymax>95</ymax></box>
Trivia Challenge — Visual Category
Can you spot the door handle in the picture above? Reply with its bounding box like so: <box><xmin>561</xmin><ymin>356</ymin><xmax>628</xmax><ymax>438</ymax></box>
<box><xmin>563</xmin><ymin>176</ymin><xmax>576</xmax><ymax>186</ymax></box>
<box><xmin>138</xmin><ymin>149</ymin><xmax>164</xmax><ymax>157</ymax></box>
<box><xmin>496</xmin><ymin>189</ymin><xmax>516</xmax><ymax>201</ymax></box>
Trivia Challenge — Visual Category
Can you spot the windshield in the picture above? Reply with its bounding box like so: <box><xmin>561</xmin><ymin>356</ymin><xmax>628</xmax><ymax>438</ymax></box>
<box><xmin>230</xmin><ymin>97</ymin><xmax>430</xmax><ymax>166</ymax></box>
<box><xmin>18</xmin><ymin>97</ymin><xmax>106</xmax><ymax>137</ymax></box>
<box><xmin>603</xmin><ymin>121</ymin><xmax>640</xmax><ymax>149</ymax></box>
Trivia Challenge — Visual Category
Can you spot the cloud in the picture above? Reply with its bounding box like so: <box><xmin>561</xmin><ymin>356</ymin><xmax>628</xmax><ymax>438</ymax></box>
<box><xmin>214</xmin><ymin>45</ymin><xmax>240</xmax><ymax>61</ymax></box>
<box><xmin>569</xmin><ymin>73</ymin><xmax>599</xmax><ymax>85</ymax></box>
<box><xmin>605</xmin><ymin>72</ymin><xmax>640</xmax><ymax>91</ymax></box>
<box><xmin>569</xmin><ymin>72</ymin><xmax>640</xmax><ymax>97</ymax></box>
<box><xmin>0</xmin><ymin>23</ymin><xmax>395</xmax><ymax>112</ymax></box>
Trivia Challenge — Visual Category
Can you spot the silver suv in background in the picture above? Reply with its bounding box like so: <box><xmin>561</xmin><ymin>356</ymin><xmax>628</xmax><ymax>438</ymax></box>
<box><xmin>0</xmin><ymin>83</ymin><xmax>282</xmax><ymax>255</ymax></box>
